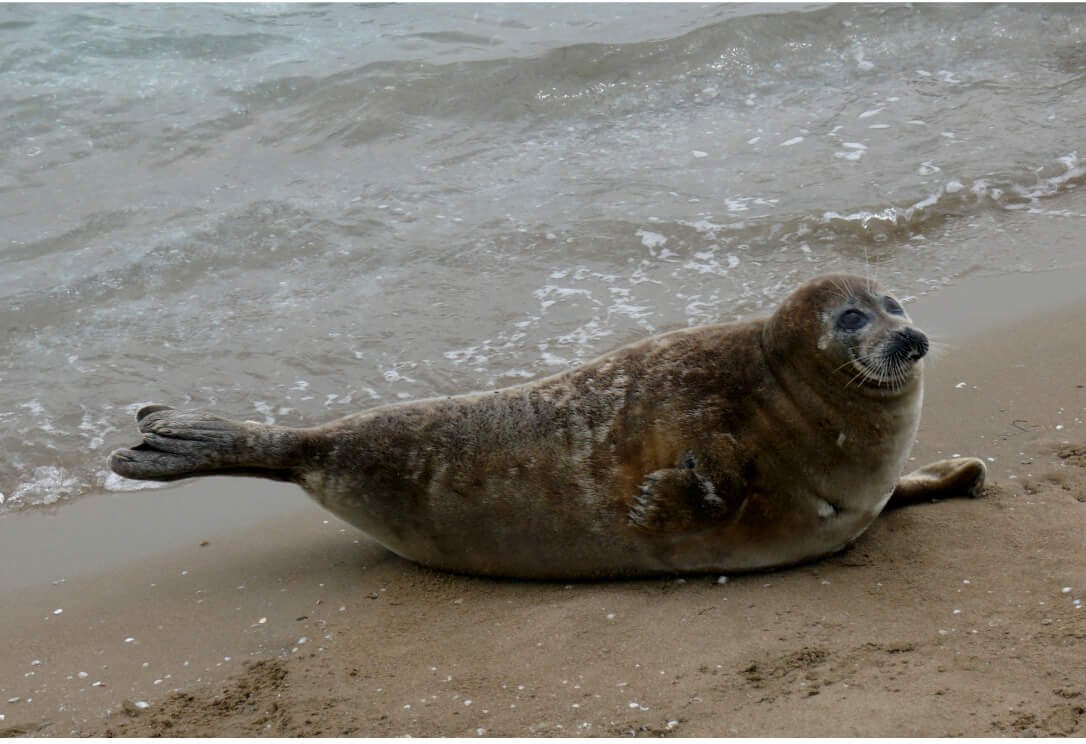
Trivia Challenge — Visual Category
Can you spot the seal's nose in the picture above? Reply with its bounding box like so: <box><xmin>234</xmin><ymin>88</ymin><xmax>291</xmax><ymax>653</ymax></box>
<box><xmin>892</xmin><ymin>328</ymin><xmax>929</xmax><ymax>362</ymax></box>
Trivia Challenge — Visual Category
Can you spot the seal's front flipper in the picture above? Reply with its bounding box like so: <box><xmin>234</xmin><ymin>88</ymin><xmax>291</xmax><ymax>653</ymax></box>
<box><xmin>109</xmin><ymin>405</ymin><xmax>302</xmax><ymax>483</ymax></box>
<box><xmin>629</xmin><ymin>453</ymin><xmax>731</xmax><ymax>532</ymax></box>
<box><xmin>887</xmin><ymin>457</ymin><xmax>987</xmax><ymax>509</ymax></box>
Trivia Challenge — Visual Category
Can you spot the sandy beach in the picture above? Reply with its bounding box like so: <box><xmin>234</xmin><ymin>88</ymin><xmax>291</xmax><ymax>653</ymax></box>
<box><xmin>2</xmin><ymin>267</ymin><xmax>1085</xmax><ymax>737</ymax></box>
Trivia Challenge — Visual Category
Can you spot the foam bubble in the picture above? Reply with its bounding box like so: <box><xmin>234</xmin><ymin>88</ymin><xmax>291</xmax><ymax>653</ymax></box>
<box><xmin>102</xmin><ymin>471</ymin><xmax>169</xmax><ymax>493</ymax></box>
<box><xmin>382</xmin><ymin>369</ymin><xmax>416</xmax><ymax>384</ymax></box>
<box><xmin>9</xmin><ymin>466</ymin><xmax>79</xmax><ymax>506</ymax></box>
<box><xmin>540</xmin><ymin>351</ymin><xmax>569</xmax><ymax>366</ymax></box>
<box><xmin>635</xmin><ymin>229</ymin><xmax>668</xmax><ymax>252</ymax></box>
<box><xmin>253</xmin><ymin>401</ymin><xmax>276</xmax><ymax>424</ymax></box>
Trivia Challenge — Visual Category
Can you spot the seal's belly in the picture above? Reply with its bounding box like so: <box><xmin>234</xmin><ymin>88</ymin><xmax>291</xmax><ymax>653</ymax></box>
<box><xmin>315</xmin><ymin>495</ymin><xmax>888</xmax><ymax>579</ymax></box>
<box><xmin>303</xmin><ymin>467</ymin><xmax>900</xmax><ymax>577</ymax></box>
<box><xmin>646</xmin><ymin>482</ymin><xmax>897</xmax><ymax>575</ymax></box>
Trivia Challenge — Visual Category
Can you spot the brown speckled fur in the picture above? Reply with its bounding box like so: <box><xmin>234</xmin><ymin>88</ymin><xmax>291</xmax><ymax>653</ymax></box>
<box><xmin>110</xmin><ymin>274</ymin><xmax>985</xmax><ymax>578</ymax></box>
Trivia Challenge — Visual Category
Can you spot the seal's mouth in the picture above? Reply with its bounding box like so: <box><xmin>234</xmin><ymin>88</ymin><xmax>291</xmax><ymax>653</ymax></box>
<box><xmin>848</xmin><ymin>328</ymin><xmax>929</xmax><ymax>390</ymax></box>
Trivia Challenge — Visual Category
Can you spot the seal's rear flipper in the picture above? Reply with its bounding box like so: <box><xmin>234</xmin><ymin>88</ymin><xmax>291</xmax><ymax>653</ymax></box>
<box><xmin>887</xmin><ymin>457</ymin><xmax>987</xmax><ymax>509</ymax></box>
<box><xmin>109</xmin><ymin>405</ymin><xmax>301</xmax><ymax>483</ymax></box>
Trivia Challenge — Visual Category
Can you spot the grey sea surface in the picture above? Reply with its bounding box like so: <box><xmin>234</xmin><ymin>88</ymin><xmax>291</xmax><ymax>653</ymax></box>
<box><xmin>2</xmin><ymin>3</ymin><xmax>1085</xmax><ymax>512</ymax></box>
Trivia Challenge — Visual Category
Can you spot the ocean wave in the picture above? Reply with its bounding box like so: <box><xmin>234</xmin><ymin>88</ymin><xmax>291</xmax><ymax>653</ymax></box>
<box><xmin>662</xmin><ymin>153</ymin><xmax>1086</xmax><ymax>251</ymax></box>
<box><xmin>3</xmin><ymin>4</ymin><xmax>1086</xmax><ymax>515</ymax></box>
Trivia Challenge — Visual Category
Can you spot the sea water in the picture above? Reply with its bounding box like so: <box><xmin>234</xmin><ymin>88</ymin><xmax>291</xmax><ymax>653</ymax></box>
<box><xmin>2</xmin><ymin>3</ymin><xmax>1085</xmax><ymax>511</ymax></box>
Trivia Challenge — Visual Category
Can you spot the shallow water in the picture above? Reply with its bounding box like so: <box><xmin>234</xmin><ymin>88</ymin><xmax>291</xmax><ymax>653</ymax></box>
<box><xmin>2</xmin><ymin>3</ymin><xmax>1085</xmax><ymax>511</ymax></box>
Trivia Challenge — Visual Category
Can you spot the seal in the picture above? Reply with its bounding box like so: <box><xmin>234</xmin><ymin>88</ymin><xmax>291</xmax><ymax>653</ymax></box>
<box><xmin>109</xmin><ymin>274</ymin><xmax>986</xmax><ymax>579</ymax></box>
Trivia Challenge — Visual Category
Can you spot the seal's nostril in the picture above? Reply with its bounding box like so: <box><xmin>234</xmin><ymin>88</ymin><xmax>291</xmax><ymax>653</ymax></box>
<box><xmin>911</xmin><ymin>331</ymin><xmax>930</xmax><ymax>360</ymax></box>
<box><xmin>895</xmin><ymin>328</ymin><xmax>929</xmax><ymax>361</ymax></box>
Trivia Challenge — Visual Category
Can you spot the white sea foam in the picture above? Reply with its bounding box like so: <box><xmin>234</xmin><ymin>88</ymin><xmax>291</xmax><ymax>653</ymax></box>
<box><xmin>557</xmin><ymin>319</ymin><xmax>613</xmax><ymax>349</ymax></box>
<box><xmin>540</xmin><ymin>351</ymin><xmax>569</xmax><ymax>367</ymax></box>
<box><xmin>101</xmin><ymin>470</ymin><xmax>169</xmax><ymax>492</ymax></box>
<box><xmin>534</xmin><ymin>286</ymin><xmax>596</xmax><ymax>303</ymax></box>
<box><xmin>382</xmin><ymin>369</ymin><xmax>417</xmax><ymax>384</ymax></box>
<box><xmin>835</xmin><ymin>150</ymin><xmax>864</xmax><ymax>161</ymax></box>
<box><xmin>9</xmin><ymin>466</ymin><xmax>80</xmax><ymax>506</ymax></box>
<box><xmin>635</xmin><ymin>229</ymin><xmax>668</xmax><ymax>253</ymax></box>
<box><xmin>253</xmin><ymin>401</ymin><xmax>276</xmax><ymax>425</ymax></box>
<box><xmin>681</xmin><ymin>246</ymin><xmax>740</xmax><ymax>277</ymax></box>
<box><xmin>78</xmin><ymin>409</ymin><xmax>114</xmax><ymax>451</ymax></box>
<box><xmin>683</xmin><ymin>218</ymin><xmax>728</xmax><ymax>233</ymax></box>
<box><xmin>444</xmin><ymin>345</ymin><xmax>488</xmax><ymax>367</ymax></box>
<box><xmin>19</xmin><ymin>400</ymin><xmax>60</xmax><ymax>434</ymax></box>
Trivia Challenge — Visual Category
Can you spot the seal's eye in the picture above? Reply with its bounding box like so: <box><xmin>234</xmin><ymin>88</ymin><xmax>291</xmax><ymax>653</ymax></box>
<box><xmin>837</xmin><ymin>308</ymin><xmax>868</xmax><ymax>331</ymax></box>
<box><xmin>883</xmin><ymin>296</ymin><xmax>905</xmax><ymax>315</ymax></box>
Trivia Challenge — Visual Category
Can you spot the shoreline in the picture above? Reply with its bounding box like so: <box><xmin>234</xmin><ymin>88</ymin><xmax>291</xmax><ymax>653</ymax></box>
<box><xmin>2</xmin><ymin>265</ymin><xmax>1085</xmax><ymax>737</ymax></box>
<box><xmin>0</xmin><ymin>479</ymin><xmax>306</xmax><ymax>595</ymax></box>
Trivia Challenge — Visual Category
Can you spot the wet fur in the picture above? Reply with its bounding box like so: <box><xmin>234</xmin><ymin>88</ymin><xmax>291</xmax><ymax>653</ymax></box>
<box><xmin>110</xmin><ymin>274</ymin><xmax>985</xmax><ymax>579</ymax></box>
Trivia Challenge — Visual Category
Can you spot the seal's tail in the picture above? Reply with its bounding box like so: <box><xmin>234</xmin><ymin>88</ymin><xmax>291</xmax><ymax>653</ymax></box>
<box><xmin>109</xmin><ymin>405</ymin><xmax>302</xmax><ymax>483</ymax></box>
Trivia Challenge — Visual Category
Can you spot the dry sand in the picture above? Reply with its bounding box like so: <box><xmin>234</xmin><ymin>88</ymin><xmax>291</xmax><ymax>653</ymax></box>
<box><xmin>1</xmin><ymin>268</ymin><xmax>1084</xmax><ymax>737</ymax></box>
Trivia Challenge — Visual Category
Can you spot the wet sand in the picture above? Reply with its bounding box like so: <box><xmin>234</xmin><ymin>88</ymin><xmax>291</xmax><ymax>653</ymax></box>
<box><xmin>2</xmin><ymin>268</ymin><xmax>1085</xmax><ymax>737</ymax></box>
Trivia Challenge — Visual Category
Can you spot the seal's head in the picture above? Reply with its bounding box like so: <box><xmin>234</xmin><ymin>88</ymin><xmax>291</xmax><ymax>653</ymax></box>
<box><xmin>764</xmin><ymin>274</ymin><xmax>928</xmax><ymax>397</ymax></box>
